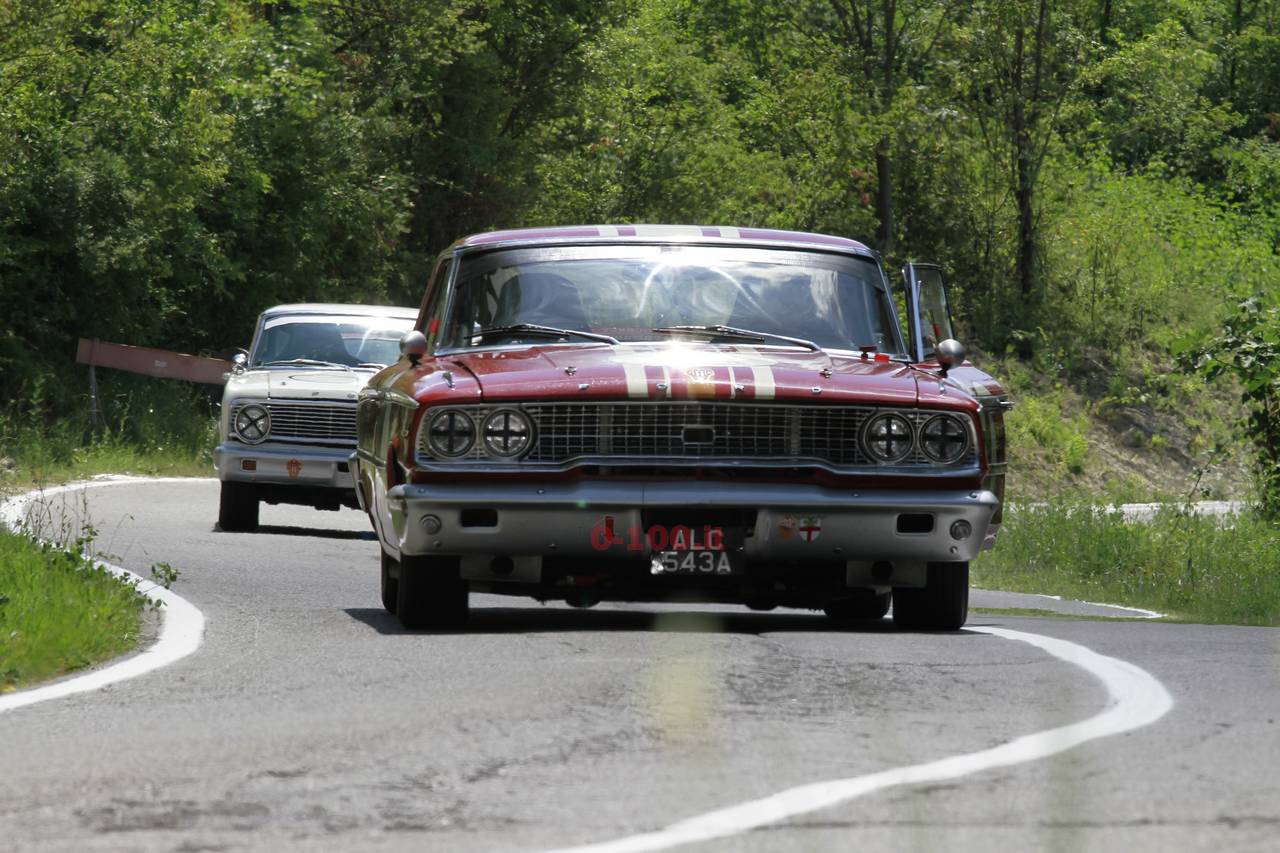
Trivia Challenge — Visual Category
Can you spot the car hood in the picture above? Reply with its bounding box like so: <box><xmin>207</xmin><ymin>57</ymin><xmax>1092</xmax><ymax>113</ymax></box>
<box><xmin>431</xmin><ymin>343</ymin><xmax>924</xmax><ymax>406</ymax></box>
<box><xmin>223</xmin><ymin>367</ymin><xmax>376</xmax><ymax>402</ymax></box>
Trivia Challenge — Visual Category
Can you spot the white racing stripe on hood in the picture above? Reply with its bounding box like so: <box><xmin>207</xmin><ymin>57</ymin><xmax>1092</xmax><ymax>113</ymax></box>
<box><xmin>624</xmin><ymin>363</ymin><xmax>648</xmax><ymax>398</ymax></box>
<box><xmin>751</xmin><ymin>366</ymin><xmax>775</xmax><ymax>399</ymax></box>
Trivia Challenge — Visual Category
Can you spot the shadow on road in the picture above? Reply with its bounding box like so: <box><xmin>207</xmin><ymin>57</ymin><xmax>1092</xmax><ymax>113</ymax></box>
<box><xmin>340</xmin><ymin>605</ymin><xmax>951</xmax><ymax>636</ymax></box>
<box><xmin>221</xmin><ymin>524</ymin><xmax>377</xmax><ymax>541</ymax></box>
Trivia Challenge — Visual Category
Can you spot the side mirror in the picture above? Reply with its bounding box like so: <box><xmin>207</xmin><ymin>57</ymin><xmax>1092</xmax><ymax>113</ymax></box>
<box><xmin>400</xmin><ymin>330</ymin><xmax>428</xmax><ymax>366</ymax></box>
<box><xmin>936</xmin><ymin>339</ymin><xmax>965</xmax><ymax>377</ymax></box>
<box><xmin>231</xmin><ymin>352</ymin><xmax>247</xmax><ymax>374</ymax></box>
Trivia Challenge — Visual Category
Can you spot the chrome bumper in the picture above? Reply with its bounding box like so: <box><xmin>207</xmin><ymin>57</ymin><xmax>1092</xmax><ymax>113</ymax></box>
<box><xmin>215</xmin><ymin>442</ymin><xmax>354</xmax><ymax>489</ymax></box>
<box><xmin>386</xmin><ymin>480</ymin><xmax>999</xmax><ymax>563</ymax></box>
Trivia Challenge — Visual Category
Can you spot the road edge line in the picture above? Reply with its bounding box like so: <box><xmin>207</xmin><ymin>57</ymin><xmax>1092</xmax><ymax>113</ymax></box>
<box><xmin>545</xmin><ymin>625</ymin><xmax>1174</xmax><ymax>853</ymax></box>
<box><xmin>0</xmin><ymin>478</ymin><xmax>208</xmax><ymax>714</ymax></box>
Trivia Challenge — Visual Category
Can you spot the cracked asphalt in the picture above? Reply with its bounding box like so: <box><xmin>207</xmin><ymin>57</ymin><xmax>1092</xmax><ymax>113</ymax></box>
<box><xmin>2</xmin><ymin>479</ymin><xmax>1279</xmax><ymax>852</ymax></box>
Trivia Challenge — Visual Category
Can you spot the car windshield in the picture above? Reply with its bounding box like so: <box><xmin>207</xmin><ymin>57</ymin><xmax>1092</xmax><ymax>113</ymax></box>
<box><xmin>442</xmin><ymin>245</ymin><xmax>907</xmax><ymax>355</ymax></box>
<box><xmin>251</xmin><ymin>316</ymin><xmax>411</xmax><ymax>368</ymax></box>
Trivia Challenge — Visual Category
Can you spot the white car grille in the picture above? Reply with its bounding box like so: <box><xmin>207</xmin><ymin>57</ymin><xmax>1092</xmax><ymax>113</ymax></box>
<box><xmin>232</xmin><ymin>401</ymin><xmax>358</xmax><ymax>447</ymax></box>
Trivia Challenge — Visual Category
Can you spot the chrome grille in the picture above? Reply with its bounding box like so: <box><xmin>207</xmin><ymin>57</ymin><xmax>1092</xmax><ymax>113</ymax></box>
<box><xmin>511</xmin><ymin>402</ymin><xmax>972</xmax><ymax>467</ymax></box>
<box><xmin>232</xmin><ymin>401</ymin><xmax>357</xmax><ymax>446</ymax></box>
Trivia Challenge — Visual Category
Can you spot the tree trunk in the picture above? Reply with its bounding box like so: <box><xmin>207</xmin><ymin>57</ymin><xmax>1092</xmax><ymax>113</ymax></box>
<box><xmin>875</xmin><ymin>139</ymin><xmax>895</xmax><ymax>256</ymax></box>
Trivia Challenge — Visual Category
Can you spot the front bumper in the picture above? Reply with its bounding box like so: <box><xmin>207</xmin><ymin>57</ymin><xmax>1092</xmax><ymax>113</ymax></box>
<box><xmin>215</xmin><ymin>442</ymin><xmax>355</xmax><ymax>489</ymax></box>
<box><xmin>386</xmin><ymin>480</ymin><xmax>998</xmax><ymax>564</ymax></box>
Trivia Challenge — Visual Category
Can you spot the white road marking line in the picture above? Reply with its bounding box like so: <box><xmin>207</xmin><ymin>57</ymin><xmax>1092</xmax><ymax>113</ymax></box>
<box><xmin>1032</xmin><ymin>593</ymin><xmax>1165</xmax><ymax>619</ymax></box>
<box><xmin>546</xmin><ymin>625</ymin><xmax>1174</xmax><ymax>853</ymax></box>
<box><xmin>0</xmin><ymin>477</ymin><xmax>209</xmax><ymax>714</ymax></box>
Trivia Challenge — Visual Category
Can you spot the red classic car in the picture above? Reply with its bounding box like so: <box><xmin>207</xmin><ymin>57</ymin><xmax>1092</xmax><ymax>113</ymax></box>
<box><xmin>352</xmin><ymin>225</ymin><xmax>1009</xmax><ymax>630</ymax></box>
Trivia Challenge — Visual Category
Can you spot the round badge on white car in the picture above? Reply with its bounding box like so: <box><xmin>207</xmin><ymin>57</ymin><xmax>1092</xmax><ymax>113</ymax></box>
<box><xmin>481</xmin><ymin>409</ymin><xmax>532</xmax><ymax>458</ymax></box>
<box><xmin>234</xmin><ymin>403</ymin><xmax>271</xmax><ymax>444</ymax></box>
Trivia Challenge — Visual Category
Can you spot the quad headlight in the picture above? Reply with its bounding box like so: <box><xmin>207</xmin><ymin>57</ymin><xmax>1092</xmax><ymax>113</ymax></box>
<box><xmin>861</xmin><ymin>412</ymin><xmax>914</xmax><ymax>463</ymax></box>
<box><xmin>481</xmin><ymin>409</ymin><xmax>532</xmax><ymax>458</ymax></box>
<box><xmin>233</xmin><ymin>403</ymin><xmax>271</xmax><ymax>444</ymax></box>
<box><xmin>426</xmin><ymin>409</ymin><xmax>476</xmax><ymax>458</ymax></box>
<box><xmin>420</xmin><ymin>407</ymin><xmax>535</xmax><ymax>461</ymax></box>
<box><xmin>920</xmin><ymin>414</ymin><xmax>970</xmax><ymax>463</ymax></box>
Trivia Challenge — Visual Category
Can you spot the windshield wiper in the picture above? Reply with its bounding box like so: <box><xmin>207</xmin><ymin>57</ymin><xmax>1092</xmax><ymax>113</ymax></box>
<box><xmin>471</xmin><ymin>323</ymin><xmax>619</xmax><ymax>345</ymax></box>
<box><xmin>259</xmin><ymin>358</ymin><xmax>353</xmax><ymax>372</ymax></box>
<box><xmin>652</xmin><ymin>324</ymin><xmax>822</xmax><ymax>352</ymax></box>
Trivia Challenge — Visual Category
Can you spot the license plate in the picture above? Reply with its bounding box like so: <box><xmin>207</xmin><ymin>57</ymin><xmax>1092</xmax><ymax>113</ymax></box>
<box><xmin>649</xmin><ymin>524</ymin><xmax>742</xmax><ymax>575</ymax></box>
<box><xmin>653</xmin><ymin>549</ymin><xmax>739</xmax><ymax>575</ymax></box>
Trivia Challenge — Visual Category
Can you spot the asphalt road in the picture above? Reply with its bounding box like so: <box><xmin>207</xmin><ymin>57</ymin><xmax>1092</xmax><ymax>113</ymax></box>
<box><xmin>2</xmin><ymin>479</ymin><xmax>1278</xmax><ymax>852</ymax></box>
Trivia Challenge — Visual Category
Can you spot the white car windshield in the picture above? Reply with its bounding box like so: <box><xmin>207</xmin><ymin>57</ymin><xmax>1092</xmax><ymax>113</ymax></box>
<box><xmin>442</xmin><ymin>245</ymin><xmax>907</xmax><ymax>355</ymax></box>
<box><xmin>252</xmin><ymin>316</ymin><xmax>410</xmax><ymax>368</ymax></box>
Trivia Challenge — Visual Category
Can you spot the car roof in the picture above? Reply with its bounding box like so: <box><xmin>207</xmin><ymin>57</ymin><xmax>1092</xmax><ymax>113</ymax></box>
<box><xmin>261</xmin><ymin>303</ymin><xmax>418</xmax><ymax>320</ymax></box>
<box><xmin>451</xmin><ymin>225</ymin><xmax>875</xmax><ymax>257</ymax></box>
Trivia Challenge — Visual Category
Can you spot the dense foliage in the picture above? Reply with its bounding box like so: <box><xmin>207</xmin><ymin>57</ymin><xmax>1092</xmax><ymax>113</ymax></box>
<box><xmin>1</xmin><ymin>0</ymin><xmax>1277</xmax><ymax>489</ymax></box>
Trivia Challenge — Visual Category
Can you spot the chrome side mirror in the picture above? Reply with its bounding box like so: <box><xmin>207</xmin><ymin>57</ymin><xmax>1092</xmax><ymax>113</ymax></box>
<box><xmin>231</xmin><ymin>352</ymin><xmax>247</xmax><ymax>374</ymax></box>
<box><xmin>936</xmin><ymin>339</ymin><xmax>965</xmax><ymax>377</ymax></box>
<box><xmin>400</xmin><ymin>330</ymin><xmax>428</xmax><ymax>366</ymax></box>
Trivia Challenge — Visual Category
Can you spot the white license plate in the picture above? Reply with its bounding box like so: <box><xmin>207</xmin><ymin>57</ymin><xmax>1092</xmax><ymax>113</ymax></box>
<box><xmin>652</xmin><ymin>549</ymin><xmax>739</xmax><ymax>575</ymax></box>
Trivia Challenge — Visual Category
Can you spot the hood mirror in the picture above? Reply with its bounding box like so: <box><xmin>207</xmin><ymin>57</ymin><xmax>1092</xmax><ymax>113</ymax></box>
<box><xmin>936</xmin><ymin>339</ymin><xmax>965</xmax><ymax>377</ymax></box>
<box><xmin>400</xmin><ymin>330</ymin><xmax>428</xmax><ymax>366</ymax></box>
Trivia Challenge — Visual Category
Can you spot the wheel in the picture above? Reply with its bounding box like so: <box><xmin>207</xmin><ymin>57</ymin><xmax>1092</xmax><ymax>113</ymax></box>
<box><xmin>218</xmin><ymin>480</ymin><xmax>260</xmax><ymax>532</ymax></box>
<box><xmin>396</xmin><ymin>553</ymin><xmax>468</xmax><ymax>630</ymax></box>
<box><xmin>823</xmin><ymin>589</ymin><xmax>891</xmax><ymax>623</ymax></box>
<box><xmin>380</xmin><ymin>551</ymin><xmax>399</xmax><ymax>615</ymax></box>
<box><xmin>892</xmin><ymin>561</ymin><xmax>969</xmax><ymax>631</ymax></box>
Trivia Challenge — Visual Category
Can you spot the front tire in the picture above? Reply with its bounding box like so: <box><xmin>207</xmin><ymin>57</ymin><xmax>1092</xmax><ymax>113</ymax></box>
<box><xmin>892</xmin><ymin>561</ymin><xmax>969</xmax><ymax>631</ymax></box>
<box><xmin>218</xmin><ymin>481</ymin><xmax>260</xmax><ymax>532</ymax></box>
<box><xmin>380</xmin><ymin>551</ymin><xmax>399</xmax><ymax>615</ymax></box>
<box><xmin>396</xmin><ymin>554</ymin><xmax>468</xmax><ymax>630</ymax></box>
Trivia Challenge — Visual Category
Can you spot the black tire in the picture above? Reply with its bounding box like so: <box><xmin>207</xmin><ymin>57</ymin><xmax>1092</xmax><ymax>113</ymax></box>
<box><xmin>892</xmin><ymin>561</ymin><xmax>969</xmax><ymax>631</ymax></box>
<box><xmin>823</xmin><ymin>589</ymin><xmax>892</xmax><ymax>623</ymax></box>
<box><xmin>218</xmin><ymin>481</ymin><xmax>260</xmax><ymax>532</ymax></box>
<box><xmin>396</xmin><ymin>553</ymin><xmax>468</xmax><ymax>630</ymax></box>
<box><xmin>380</xmin><ymin>551</ymin><xmax>399</xmax><ymax>615</ymax></box>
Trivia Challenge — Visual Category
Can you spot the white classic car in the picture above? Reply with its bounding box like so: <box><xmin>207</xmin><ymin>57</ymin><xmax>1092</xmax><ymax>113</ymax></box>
<box><xmin>215</xmin><ymin>303</ymin><xmax>417</xmax><ymax>531</ymax></box>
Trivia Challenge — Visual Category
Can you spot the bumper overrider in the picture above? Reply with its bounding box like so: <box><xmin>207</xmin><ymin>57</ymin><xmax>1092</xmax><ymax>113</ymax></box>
<box><xmin>380</xmin><ymin>478</ymin><xmax>999</xmax><ymax>567</ymax></box>
<box><xmin>215</xmin><ymin>442</ymin><xmax>355</xmax><ymax>489</ymax></box>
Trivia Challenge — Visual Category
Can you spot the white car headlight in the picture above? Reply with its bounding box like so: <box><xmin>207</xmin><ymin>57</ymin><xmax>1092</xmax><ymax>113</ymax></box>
<box><xmin>920</xmin><ymin>414</ymin><xmax>969</xmax><ymax>463</ymax></box>
<box><xmin>481</xmin><ymin>409</ymin><xmax>532</xmax><ymax>458</ymax></box>
<box><xmin>426</xmin><ymin>409</ymin><xmax>476</xmax><ymax>458</ymax></box>
<box><xmin>234</xmin><ymin>403</ymin><xmax>271</xmax><ymax>444</ymax></box>
<box><xmin>861</xmin><ymin>412</ymin><xmax>913</xmax><ymax>463</ymax></box>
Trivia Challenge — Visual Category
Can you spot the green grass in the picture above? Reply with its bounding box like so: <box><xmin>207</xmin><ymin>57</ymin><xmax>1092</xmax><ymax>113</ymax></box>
<box><xmin>973</xmin><ymin>503</ymin><xmax>1280</xmax><ymax>626</ymax></box>
<box><xmin>0</xmin><ymin>375</ymin><xmax>209</xmax><ymax>690</ymax></box>
<box><xmin>1</xmin><ymin>376</ymin><xmax>217</xmax><ymax>488</ymax></box>
<box><xmin>0</xmin><ymin>527</ymin><xmax>148</xmax><ymax>691</ymax></box>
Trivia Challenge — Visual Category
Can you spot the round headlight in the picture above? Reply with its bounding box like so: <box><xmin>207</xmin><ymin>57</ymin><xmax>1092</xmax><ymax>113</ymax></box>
<box><xmin>862</xmin><ymin>412</ymin><xmax>913</xmax><ymax>463</ymax></box>
<box><xmin>920</xmin><ymin>414</ymin><xmax>969</xmax><ymax>463</ymax></box>
<box><xmin>427</xmin><ymin>409</ymin><xmax>475</xmax><ymax>458</ymax></box>
<box><xmin>481</xmin><ymin>409</ymin><xmax>532</xmax><ymax>458</ymax></box>
<box><xmin>234</xmin><ymin>403</ymin><xmax>270</xmax><ymax>444</ymax></box>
